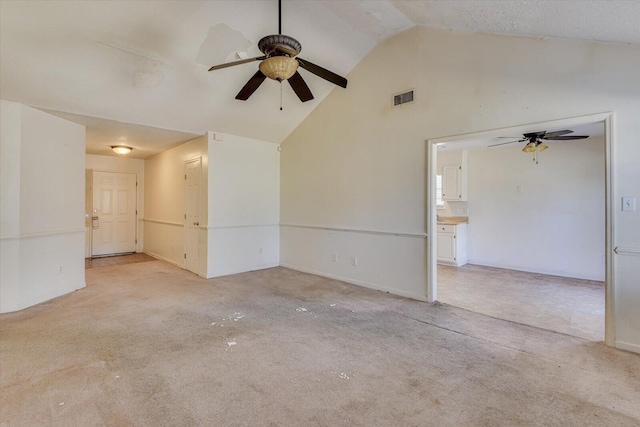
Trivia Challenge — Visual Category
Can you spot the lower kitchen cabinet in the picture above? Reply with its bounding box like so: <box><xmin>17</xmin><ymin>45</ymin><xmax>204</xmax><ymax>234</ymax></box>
<box><xmin>436</xmin><ymin>223</ymin><xmax>467</xmax><ymax>267</ymax></box>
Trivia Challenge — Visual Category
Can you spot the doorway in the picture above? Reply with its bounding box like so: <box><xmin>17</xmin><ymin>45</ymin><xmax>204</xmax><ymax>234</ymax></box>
<box><xmin>427</xmin><ymin>113</ymin><xmax>614</xmax><ymax>345</ymax></box>
<box><xmin>91</xmin><ymin>171</ymin><xmax>137</xmax><ymax>256</ymax></box>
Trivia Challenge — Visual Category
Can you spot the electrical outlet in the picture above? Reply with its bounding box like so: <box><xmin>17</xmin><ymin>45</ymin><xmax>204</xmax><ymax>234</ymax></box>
<box><xmin>351</xmin><ymin>257</ymin><xmax>358</xmax><ymax>266</ymax></box>
<box><xmin>332</xmin><ymin>254</ymin><xmax>338</xmax><ymax>262</ymax></box>
<box><xmin>622</xmin><ymin>197</ymin><xmax>636</xmax><ymax>212</ymax></box>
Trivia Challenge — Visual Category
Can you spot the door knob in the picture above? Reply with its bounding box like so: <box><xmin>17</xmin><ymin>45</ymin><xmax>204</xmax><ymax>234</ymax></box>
<box><xmin>194</xmin><ymin>222</ymin><xmax>199</xmax><ymax>226</ymax></box>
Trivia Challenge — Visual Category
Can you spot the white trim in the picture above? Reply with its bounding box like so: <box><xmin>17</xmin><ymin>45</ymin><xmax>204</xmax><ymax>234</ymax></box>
<box><xmin>427</xmin><ymin>112</ymin><xmax>614</xmax><ymax>144</ymax></box>
<box><xmin>280</xmin><ymin>263</ymin><xmax>428</xmax><ymax>302</ymax></box>
<box><xmin>466</xmin><ymin>260</ymin><xmax>605</xmax><ymax>282</ymax></box>
<box><xmin>0</xmin><ymin>227</ymin><xmax>86</xmax><ymax>240</ymax></box>
<box><xmin>143</xmin><ymin>251</ymin><xmax>182</xmax><ymax>268</ymax></box>
<box><xmin>427</xmin><ymin>142</ymin><xmax>438</xmax><ymax>302</ymax></box>
<box><xmin>426</xmin><ymin>112</ymin><xmax>615</xmax><ymax>346</ymax></box>
<box><xmin>142</xmin><ymin>218</ymin><xmax>183</xmax><ymax>227</ymax></box>
<box><xmin>206</xmin><ymin>224</ymin><xmax>279</xmax><ymax>230</ymax></box>
<box><xmin>603</xmin><ymin>114</ymin><xmax>615</xmax><ymax>347</ymax></box>
<box><xmin>280</xmin><ymin>223</ymin><xmax>427</xmax><ymax>239</ymax></box>
<box><xmin>208</xmin><ymin>263</ymin><xmax>280</xmax><ymax>278</ymax></box>
<box><xmin>615</xmin><ymin>341</ymin><xmax>640</xmax><ymax>354</ymax></box>
<box><xmin>184</xmin><ymin>156</ymin><xmax>202</xmax><ymax>273</ymax></box>
<box><xmin>614</xmin><ymin>246</ymin><xmax>640</xmax><ymax>256</ymax></box>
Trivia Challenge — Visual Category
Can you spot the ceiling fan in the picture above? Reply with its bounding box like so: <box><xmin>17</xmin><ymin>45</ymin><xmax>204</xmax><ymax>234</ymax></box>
<box><xmin>488</xmin><ymin>130</ymin><xmax>589</xmax><ymax>163</ymax></box>
<box><xmin>208</xmin><ymin>0</ymin><xmax>347</xmax><ymax>104</ymax></box>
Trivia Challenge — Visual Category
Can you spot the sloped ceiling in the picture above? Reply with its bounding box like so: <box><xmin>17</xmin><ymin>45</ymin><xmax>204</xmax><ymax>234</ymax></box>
<box><xmin>1</xmin><ymin>1</ymin><xmax>637</xmax><ymax>158</ymax></box>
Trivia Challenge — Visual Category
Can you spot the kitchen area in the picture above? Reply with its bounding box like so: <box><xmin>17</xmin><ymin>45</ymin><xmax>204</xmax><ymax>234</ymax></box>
<box><xmin>433</xmin><ymin>137</ymin><xmax>605</xmax><ymax>342</ymax></box>
<box><xmin>436</xmin><ymin>149</ymin><xmax>469</xmax><ymax>267</ymax></box>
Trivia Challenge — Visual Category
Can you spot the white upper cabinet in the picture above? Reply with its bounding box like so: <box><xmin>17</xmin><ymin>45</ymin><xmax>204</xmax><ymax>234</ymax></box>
<box><xmin>441</xmin><ymin>151</ymin><xmax>468</xmax><ymax>201</ymax></box>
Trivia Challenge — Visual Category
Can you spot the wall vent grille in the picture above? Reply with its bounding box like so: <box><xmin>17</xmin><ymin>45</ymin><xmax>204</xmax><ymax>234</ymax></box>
<box><xmin>393</xmin><ymin>90</ymin><xmax>414</xmax><ymax>107</ymax></box>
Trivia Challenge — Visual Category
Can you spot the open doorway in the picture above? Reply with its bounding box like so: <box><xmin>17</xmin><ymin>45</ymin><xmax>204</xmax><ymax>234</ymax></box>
<box><xmin>427</xmin><ymin>113</ymin><xmax>614</xmax><ymax>345</ymax></box>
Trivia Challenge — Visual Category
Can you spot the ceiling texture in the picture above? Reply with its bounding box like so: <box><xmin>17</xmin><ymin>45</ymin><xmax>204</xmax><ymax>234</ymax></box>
<box><xmin>1</xmin><ymin>1</ymin><xmax>638</xmax><ymax>158</ymax></box>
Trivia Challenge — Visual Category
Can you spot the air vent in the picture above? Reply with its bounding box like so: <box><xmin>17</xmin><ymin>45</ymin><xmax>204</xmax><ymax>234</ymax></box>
<box><xmin>393</xmin><ymin>90</ymin><xmax>414</xmax><ymax>107</ymax></box>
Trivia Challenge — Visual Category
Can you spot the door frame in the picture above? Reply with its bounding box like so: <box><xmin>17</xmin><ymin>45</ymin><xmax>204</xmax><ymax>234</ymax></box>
<box><xmin>89</xmin><ymin>170</ymin><xmax>139</xmax><ymax>257</ymax></box>
<box><xmin>183</xmin><ymin>157</ymin><xmax>202</xmax><ymax>273</ymax></box>
<box><xmin>426</xmin><ymin>112</ymin><xmax>615</xmax><ymax>346</ymax></box>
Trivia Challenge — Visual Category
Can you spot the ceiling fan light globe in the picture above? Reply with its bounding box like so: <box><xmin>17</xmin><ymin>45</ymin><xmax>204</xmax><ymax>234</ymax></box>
<box><xmin>538</xmin><ymin>143</ymin><xmax>549</xmax><ymax>152</ymax></box>
<box><xmin>522</xmin><ymin>142</ymin><xmax>536</xmax><ymax>153</ymax></box>
<box><xmin>259</xmin><ymin>56</ymin><xmax>299</xmax><ymax>81</ymax></box>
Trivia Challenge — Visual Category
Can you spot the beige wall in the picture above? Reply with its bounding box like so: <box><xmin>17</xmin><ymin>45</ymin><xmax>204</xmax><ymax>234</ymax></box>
<box><xmin>280</xmin><ymin>28</ymin><xmax>640</xmax><ymax>352</ymax></box>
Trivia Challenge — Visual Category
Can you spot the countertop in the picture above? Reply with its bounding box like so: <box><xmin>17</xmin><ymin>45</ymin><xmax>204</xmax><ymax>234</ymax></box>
<box><xmin>437</xmin><ymin>216</ymin><xmax>468</xmax><ymax>225</ymax></box>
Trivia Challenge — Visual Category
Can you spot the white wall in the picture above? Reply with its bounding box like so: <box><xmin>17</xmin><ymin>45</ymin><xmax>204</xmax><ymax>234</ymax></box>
<box><xmin>85</xmin><ymin>154</ymin><xmax>145</xmax><ymax>255</ymax></box>
<box><xmin>207</xmin><ymin>133</ymin><xmax>279</xmax><ymax>277</ymax></box>
<box><xmin>1</xmin><ymin>101</ymin><xmax>86</xmax><ymax>313</ymax></box>
<box><xmin>279</xmin><ymin>28</ymin><xmax>640</xmax><ymax>352</ymax></box>
<box><xmin>144</xmin><ymin>134</ymin><xmax>209</xmax><ymax>274</ymax></box>
<box><xmin>466</xmin><ymin>137</ymin><xmax>605</xmax><ymax>280</ymax></box>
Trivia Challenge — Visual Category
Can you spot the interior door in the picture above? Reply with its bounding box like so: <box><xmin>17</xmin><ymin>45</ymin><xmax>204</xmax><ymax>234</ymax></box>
<box><xmin>184</xmin><ymin>158</ymin><xmax>201</xmax><ymax>274</ymax></box>
<box><xmin>92</xmin><ymin>171</ymin><xmax>137</xmax><ymax>256</ymax></box>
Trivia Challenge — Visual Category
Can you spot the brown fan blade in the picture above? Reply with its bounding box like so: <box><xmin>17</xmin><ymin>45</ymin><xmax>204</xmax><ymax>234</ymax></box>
<box><xmin>297</xmin><ymin>57</ymin><xmax>347</xmax><ymax>88</ymax></box>
<box><xmin>288</xmin><ymin>71</ymin><xmax>314</xmax><ymax>102</ymax></box>
<box><xmin>235</xmin><ymin>71</ymin><xmax>267</xmax><ymax>100</ymax></box>
<box><xmin>542</xmin><ymin>130</ymin><xmax>573</xmax><ymax>138</ymax></box>
<box><xmin>209</xmin><ymin>56</ymin><xmax>266</xmax><ymax>71</ymax></box>
<box><xmin>543</xmin><ymin>135</ymin><xmax>589</xmax><ymax>140</ymax></box>
<box><xmin>488</xmin><ymin>139</ymin><xmax>525</xmax><ymax>147</ymax></box>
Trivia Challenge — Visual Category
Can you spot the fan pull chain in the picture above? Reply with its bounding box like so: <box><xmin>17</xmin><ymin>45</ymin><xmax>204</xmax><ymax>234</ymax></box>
<box><xmin>280</xmin><ymin>82</ymin><xmax>283</xmax><ymax>111</ymax></box>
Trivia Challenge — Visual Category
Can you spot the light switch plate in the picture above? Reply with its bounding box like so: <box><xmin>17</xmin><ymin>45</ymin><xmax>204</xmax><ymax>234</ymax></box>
<box><xmin>622</xmin><ymin>197</ymin><xmax>636</xmax><ymax>212</ymax></box>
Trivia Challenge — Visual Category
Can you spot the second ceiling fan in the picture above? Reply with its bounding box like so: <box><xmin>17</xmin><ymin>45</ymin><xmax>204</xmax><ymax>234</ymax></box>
<box><xmin>489</xmin><ymin>130</ymin><xmax>589</xmax><ymax>163</ymax></box>
<box><xmin>208</xmin><ymin>0</ymin><xmax>347</xmax><ymax>103</ymax></box>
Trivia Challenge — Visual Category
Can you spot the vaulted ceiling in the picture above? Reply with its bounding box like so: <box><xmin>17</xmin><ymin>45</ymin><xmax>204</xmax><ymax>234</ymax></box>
<box><xmin>1</xmin><ymin>1</ymin><xmax>638</xmax><ymax>158</ymax></box>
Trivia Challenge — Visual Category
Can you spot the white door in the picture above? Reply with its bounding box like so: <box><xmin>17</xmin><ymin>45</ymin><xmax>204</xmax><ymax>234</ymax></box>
<box><xmin>184</xmin><ymin>158</ymin><xmax>201</xmax><ymax>274</ymax></box>
<box><xmin>92</xmin><ymin>172</ymin><xmax>137</xmax><ymax>256</ymax></box>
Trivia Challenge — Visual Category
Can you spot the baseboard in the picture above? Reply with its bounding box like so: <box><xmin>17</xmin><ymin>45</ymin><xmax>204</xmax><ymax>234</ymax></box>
<box><xmin>207</xmin><ymin>263</ymin><xmax>280</xmax><ymax>279</ymax></box>
<box><xmin>467</xmin><ymin>259</ymin><xmax>604</xmax><ymax>282</ymax></box>
<box><xmin>615</xmin><ymin>340</ymin><xmax>640</xmax><ymax>354</ymax></box>
<box><xmin>279</xmin><ymin>263</ymin><xmax>427</xmax><ymax>302</ymax></box>
<box><xmin>143</xmin><ymin>251</ymin><xmax>183</xmax><ymax>268</ymax></box>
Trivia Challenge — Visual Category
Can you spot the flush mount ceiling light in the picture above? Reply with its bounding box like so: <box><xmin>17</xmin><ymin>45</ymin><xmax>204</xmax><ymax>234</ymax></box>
<box><xmin>111</xmin><ymin>145</ymin><xmax>132</xmax><ymax>155</ymax></box>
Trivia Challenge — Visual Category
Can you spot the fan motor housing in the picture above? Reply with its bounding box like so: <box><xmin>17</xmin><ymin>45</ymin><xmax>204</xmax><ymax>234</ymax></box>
<box><xmin>258</xmin><ymin>34</ymin><xmax>301</xmax><ymax>56</ymax></box>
